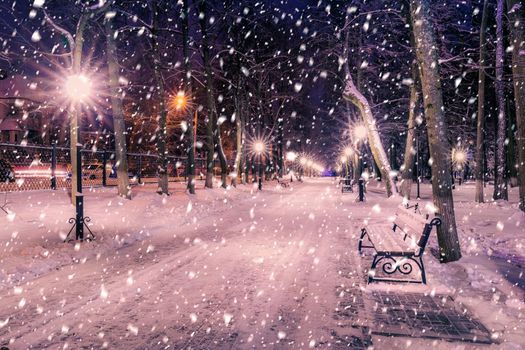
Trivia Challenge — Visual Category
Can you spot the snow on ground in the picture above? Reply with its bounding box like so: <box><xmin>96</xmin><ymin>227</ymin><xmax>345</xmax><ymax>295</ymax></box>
<box><xmin>0</xmin><ymin>178</ymin><xmax>523</xmax><ymax>349</ymax></box>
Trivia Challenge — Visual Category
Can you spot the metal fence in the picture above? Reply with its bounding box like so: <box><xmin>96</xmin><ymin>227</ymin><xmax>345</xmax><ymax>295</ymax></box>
<box><xmin>0</xmin><ymin>143</ymin><xmax>215</xmax><ymax>192</ymax></box>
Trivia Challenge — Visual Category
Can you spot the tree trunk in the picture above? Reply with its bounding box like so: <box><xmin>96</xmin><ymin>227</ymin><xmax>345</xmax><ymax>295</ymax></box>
<box><xmin>342</xmin><ymin>15</ymin><xmax>396</xmax><ymax>197</ymax></box>
<box><xmin>233</xmin><ymin>77</ymin><xmax>244</xmax><ymax>187</ymax></box>
<box><xmin>182</xmin><ymin>0</ymin><xmax>195</xmax><ymax>194</ymax></box>
<box><xmin>343</xmin><ymin>79</ymin><xmax>397</xmax><ymax>197</ymax></box>
<box><xmin>475</xmin><ymin>0</ymin><xmax>490</xmax><ymax>203</ymax></box>
<box><xmin>507</xmin><ymin>100</ymin><xmax>518</xmax><ymax>186</ymax></box>
<box><xmin>493</xmin><ymin>0</ymin><xmax>508</xmax><ymax>200</ymax></box>
<box><xmin>105</xmin><ymin>16</ymin><xmax>131</xmax><ymax>199</ymax></box>
<box><xmin>410</xmin><ymin>0</ymin><xmax>461</xmax><ymax>262</ymax></box>
<box><xmin>215</xmin><ymin>125</ymin><xmax>229</xmax><ymax>188</ymax></box>
<box><xmin>400</xmin><ymin>62</ymin><xmax>420</xmax><ymax>199</ymax></box>
<box><xmin>277</xmin><ymin>116</ymin><xmax>284</xmax><ymax>178</ymax></box>
<box><xmin>152</xmin><ymin>1</ymin><xmax>169</xmax><ymax>195</ymax></box>
<box><xmin>198</xmin><ymin>0</ymin><xmax>227</xmax><ymax>188</ymax></box>
<box><xmin>506</xmin><ymin>0</ymin><xmax>525</xmax><ymax>211</ymax></box>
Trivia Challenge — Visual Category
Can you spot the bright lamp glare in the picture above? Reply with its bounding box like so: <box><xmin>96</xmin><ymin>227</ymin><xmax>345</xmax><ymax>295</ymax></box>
<box><xmin>65</xmin><ymin>74</ymin><xmax>92</xmax><ymax>102</ymax></box>
<box><xmin>353</xmin><ymin>124</ymin><xmax>368</xmax><ymax>142</ymax></box>
<box><xmin>452</xmin><ymin>147</ymin><xmax>467</xmax><ymax>169</ymax></box>
<box><xmin>174</xmin><ymin>91</ymin><xmax>187</xmax><ymax>110</ymax></box>
<box><xmin>344</xmin><ymin>147</ymin><xmax>353</xmax><ymax>157</ymax></box>
<box><xmin>286</xmin><ymin>151</ymin><xmax>297</xmax><ymax>162</ymax></box>
<box><xmin>254</xmin><ymin>141</ymin><xmax>265</xmax><ymax>154</ymax></box>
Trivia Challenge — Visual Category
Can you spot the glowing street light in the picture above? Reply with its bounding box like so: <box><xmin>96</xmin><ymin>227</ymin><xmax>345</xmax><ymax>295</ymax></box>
<box><xmin>452</xmin><ymin>147</ymin><xmax>467</xmax><ymax>170</ymax></box>
<box><xmin>172</xmin><ymin>91</ymin><xmax>188</xmax><ymax>111</ymax></box>
<box><xmin>63</xmin><ymin>73</ymin><xmax>95</xmax><ymax>242</ymax></box>
<box><xmin>253</xmin><ymin>141</ymin><xmax>266</xmax><ymax>190</ymax></box>
<box><xmin>286</xmin><ymin>151</ymin><xmax>297</xmax><ymax>162</ymax></box>
<box><xmin>452</xmin><ymin>147</ymin><xmax>468</xmax><ymax>187</ymax></box>
<box><xmin>353</xmin><ymin>124</ymin><xmax>368</xmax><ymax>143</ymax></box>
<box><xmin>64</xmin><ymin>74</ymin><xmax>92</xmax><ymax>103</ymax></box>
<box><xmin>254</xmin><ymin>141</ymin><xmax>266</xmax><ymax>154</ymax></box>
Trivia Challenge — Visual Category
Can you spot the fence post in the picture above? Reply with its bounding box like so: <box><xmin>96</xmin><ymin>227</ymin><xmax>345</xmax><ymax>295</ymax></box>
<box><xmin>102</xmin><ymin>150</ymin><xmax>107</xmax><ymax>187</ymax></box>
<box><xmin>51</xmin><ymin>143</ymin><xmax>57</xmax><ymax>190</ymax></box>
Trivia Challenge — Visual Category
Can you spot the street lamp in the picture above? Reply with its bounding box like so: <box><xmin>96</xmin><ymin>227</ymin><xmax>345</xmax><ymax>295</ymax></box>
<box><xmin>286</xmin><ymin>151</ymin><xmax>297</xmax><ymax>181</ymax></box>
<box><xmin>65</xmin><ymin>74</ymin><xmax>92</xmax><ymax>103</ymax></box>
<box><xmin>415</xmin><ymin>126</ymin><xmax>420</xmax><ymax>199</ymax></box>
<box><xmin>343</xmin><ymin>147</ymin><xmax>354</xmax><ymax>179</ymax></box>
<box><xmin>353</xmin><ymin>124</ymin><xmax>368</xmax><ymax>144</ymax></box>
<box><xmin>452</xmin><ymin>147</ymin><xmax>468</xmax><ymax>186</ymax></box>
<box><xmin>171</xmin><ymin>91</ymin><xmax>188</xmax><ymax>111</ymax></box>
<box><xmin>63</xmin><ymin>73</ymin><xmax>95</xmax><ymax>242</ymax></box>
<box><xmin>253</xmin><ymin>141</ymin><xmax>266</xmax><ymax>190</ymax></box>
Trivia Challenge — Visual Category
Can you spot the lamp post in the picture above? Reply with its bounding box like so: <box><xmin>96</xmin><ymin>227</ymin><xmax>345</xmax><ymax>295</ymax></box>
<box><xmin>452</xmin><ymin>147</ymin><xmax>467</xmax><ymax>186</ymax></box>
<box><xmin>254</xmin><ymin>141</ymin><xmax>265</xmax><ymax>190</ymax></box>
<box><xmin>343</xmin><ymin>147</ymin><xmax>354</xmax><ymax>179</ymax></box>
<box><xmin>416</xmin><ymin>127</ymin><xmax>420</xmax><ymax>199</ymax></box>
<box><xmin>63</xmin><ymin>74</ymin><xmax>95</xmax><ymax>242</ymax></box>
<box><xmin>286</xmin><ymin>151</ymin><xmax>297</xmax><ymax>182</ymax></box>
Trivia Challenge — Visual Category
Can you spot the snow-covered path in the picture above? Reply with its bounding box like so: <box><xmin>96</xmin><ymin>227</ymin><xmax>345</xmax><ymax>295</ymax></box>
<box><xmin>0</xmin><ymin>179</ymin><xmax>367</xmax><ymax>348</ymax></box>
<box><xmin>1</xmin><ymin>179</ymin><xmax>524</xmax><ymax>349</ymax></box>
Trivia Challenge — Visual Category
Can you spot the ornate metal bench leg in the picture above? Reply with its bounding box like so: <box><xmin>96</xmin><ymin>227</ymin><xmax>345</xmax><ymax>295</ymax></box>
<box><xmin>368</xmin><ymin>255</ymin><xmax>379</xmax><ymax>283</ymax></box>
<box><xmin>419</xmin><ymin>256</ymin><xmax>426</xmax><ymax>284</ymax></box>
<box><xmin>358</xmin><ymin>228</ymin><xmax>367</xmax><ymax>253</ymax></box>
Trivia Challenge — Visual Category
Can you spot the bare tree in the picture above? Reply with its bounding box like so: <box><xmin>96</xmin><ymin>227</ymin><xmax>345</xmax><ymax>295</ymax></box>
<box><xmin>182</xmin><ymin>0</ymin><xmax>195</xmax><ymax>194</ymax></box>
<box><xmin>475</xmin><ymin>0</ymin><xmax>490</xmax><ymax>203</ymax></box>
<box><xmin>198</xmin><ymin>0</ymin><xmax>217</xmax><ymax>188</ymax></box>
<box><xmin>105</xmin><ymin>12</ymin><xmax>131</xmax><ymax>199</ymax></box>
<box><xmin>44</xmin><ymin>2</ymin><xmax>109</xmax><ymax>204</ymax></box>
<box><xmin>400</xmin><ymin>62</ymin><xmax>420</xmax><ymax>199</ymax></box>
<box><xmin>506</xmin><ymin>0</ymin><xmax>525</xmax><ymax>211</ymax></box>
<box><xmin>342</xmin><ymin>14</ymin><xmax>397</xmax><ymax>197</ymax></box>
<box><xmin>493</xmin><ymin>0</ymin><xmax>508</xmax><ymax>200</ymax></box>
<box><xmin>410</xmin><ymin>0</ymin><xmax>461</xmax><ymax>262</ymax></box>
<box><xmin>151</xmin><ymin>0</ymin><xmax>169</xmax><ymax>195</ymax></box>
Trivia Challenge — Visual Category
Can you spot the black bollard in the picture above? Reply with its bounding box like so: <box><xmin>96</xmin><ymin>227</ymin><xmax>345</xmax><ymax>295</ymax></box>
<box><xmin>51</xmin><ymin>144</ymin><xmax>57</xmax><ymax>190</ymax></box>
<box><xmin>358</xmin><ymin>179</ymin><xmax>365</xmax><ymax>202</ymax></box>
<box><xmin>102</xmin><ymin>150</ymin><xmax>107</xmax><ymax>187</ymax></box>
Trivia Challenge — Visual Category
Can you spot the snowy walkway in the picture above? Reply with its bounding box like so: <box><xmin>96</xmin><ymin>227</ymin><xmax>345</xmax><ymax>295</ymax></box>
<box><xmin>0</xmin><ymin>179</ymin><xmax>524</xmax><ymax>349</ymax></box>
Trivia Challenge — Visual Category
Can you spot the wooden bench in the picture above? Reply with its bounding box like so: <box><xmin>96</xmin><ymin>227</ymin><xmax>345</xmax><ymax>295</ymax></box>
<box><xmin>277</xmin><ymin>178</ymin><xmax>291</xmax><ymax>188</ymax></box>
<box><xmin>339</xmin><ymin>177</ymin><xmax>353</xmax><ymax>193</ymax></box>
<box><xmin>358</xmin><ymin>203</ymin><xmax>441</xmax><ymax>284</ymax></box>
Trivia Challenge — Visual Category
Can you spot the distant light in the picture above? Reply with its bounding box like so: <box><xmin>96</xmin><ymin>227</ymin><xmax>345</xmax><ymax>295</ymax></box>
<box><xmin>173</xmin><ymin>91</ymin><xmax>187</xmax><ymax>110</ymax></box>
<box><xmin>452</xmin><ymin>147</ymin><xmax>468</xmax><ymax>169</ymax></box>
<box><xmin>344</xmin><ymin>147</ymin><xmax>354</xmax><ymax>157</ymax></box>
<box><xmin>340</xmin><ymin>155</ymin><xmax>347</xmax><ymax>163</ymax></box>
<box><xmin>286</xmin><ymin>151</ymin><xmax>297</xmax><ymax>162</ymax></box>
<box><xmin>353</xmin><ymin>124</ymin><xmax>368</xmax><ymax>142</ymax></box>
<box><xmin>254</xmin><ymin>141</ymin><xmax>265</xmax><ymax>154</ymax></box>
<box><xmin>65</xmin><ymin>74</ymin><xmax>92</xmax><ymax>103</ymax></box>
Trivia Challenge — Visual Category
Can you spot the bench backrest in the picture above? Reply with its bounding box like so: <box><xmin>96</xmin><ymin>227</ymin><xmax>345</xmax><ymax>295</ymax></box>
<box><xmin>392</xmin><ymin>204</ymin><xmax>441</xmax><ymax>253</ymax></box>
